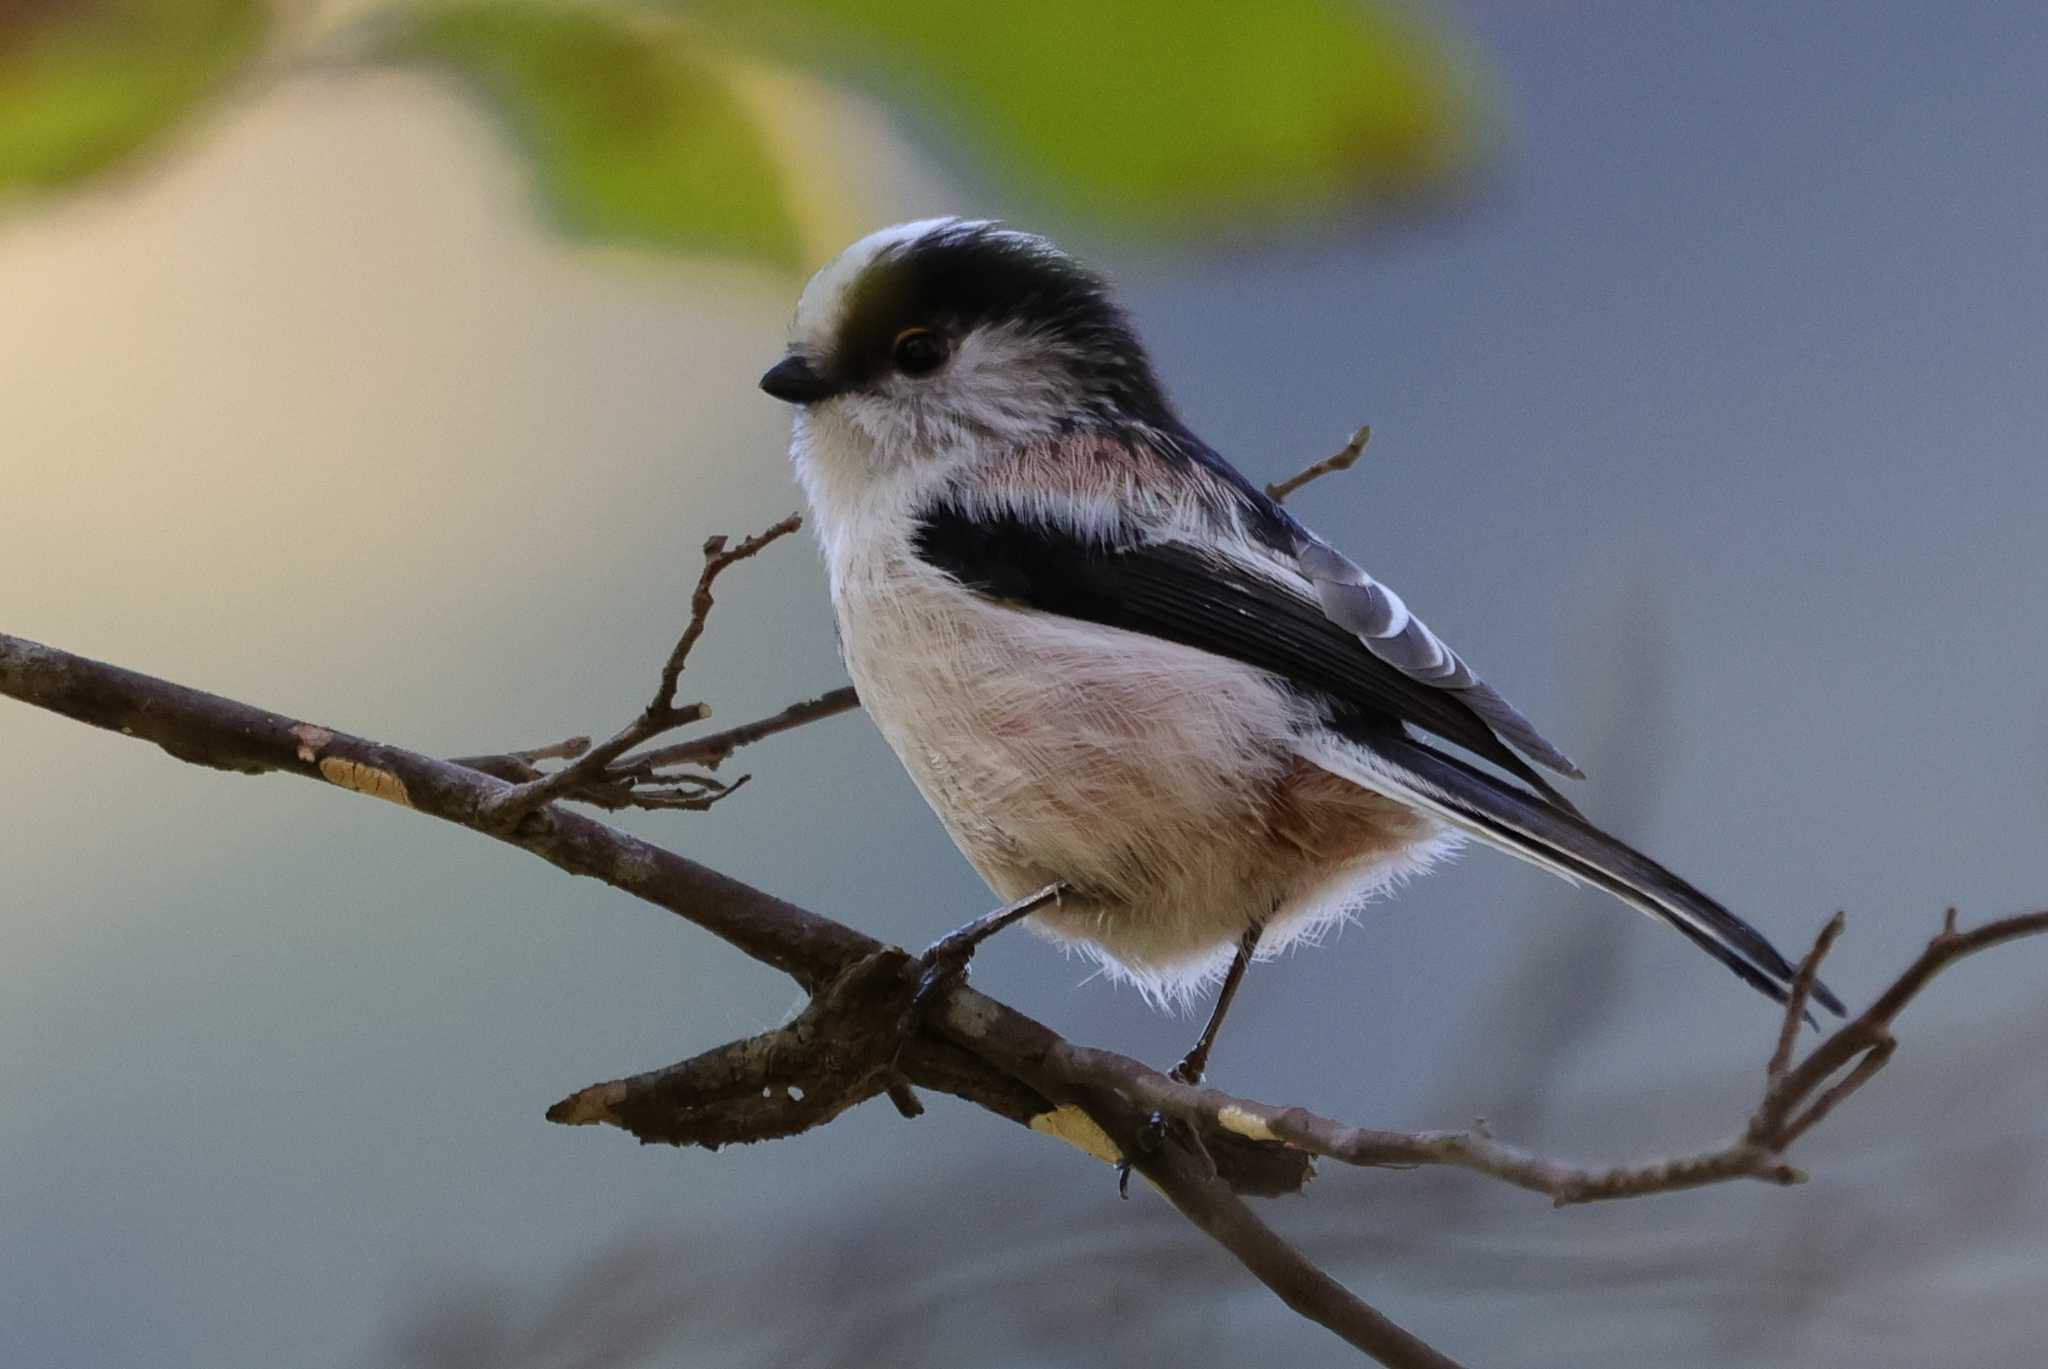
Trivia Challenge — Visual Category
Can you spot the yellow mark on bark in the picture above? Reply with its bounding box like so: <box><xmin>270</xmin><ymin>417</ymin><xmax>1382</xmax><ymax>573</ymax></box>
<box><xmin>1028</xmin><ymin>1104</ymin><xmax>1122</xmax><ymax>1166</ymax></box>
<box><xmin>318</xmin><ymin>755</ymin><xmax>412</xmax><ymax>808</ymax></box>
<box><xmin>1217</xmin><ymin>1104</ymin><xmax>1278</xmax><ymax>1142</ymax></box>
<box><xmin>291</xmin><ymin>723</ymin><xmax>334</xmax><ymax>763</ymax></box>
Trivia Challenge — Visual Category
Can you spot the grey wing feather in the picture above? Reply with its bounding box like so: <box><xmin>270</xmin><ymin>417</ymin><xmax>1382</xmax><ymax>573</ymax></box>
<box><xmin>1296</xmin><ymin>539</ymin><xmax>1586</xmax><ymax>779</ymax></box>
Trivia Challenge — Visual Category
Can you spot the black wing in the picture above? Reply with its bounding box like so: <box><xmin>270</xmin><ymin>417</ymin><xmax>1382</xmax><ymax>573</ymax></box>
<box><xmin>910</xmin><ymin>503</ymin><xmax>1577</xmax><ymax>810</ymax></box>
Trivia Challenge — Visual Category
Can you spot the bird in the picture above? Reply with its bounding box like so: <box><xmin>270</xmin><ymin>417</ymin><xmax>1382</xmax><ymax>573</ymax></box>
<box><xmin>760</xmin><ymin>217</ymin><xmax>1839</xmax><ymax>1082</ymax></box>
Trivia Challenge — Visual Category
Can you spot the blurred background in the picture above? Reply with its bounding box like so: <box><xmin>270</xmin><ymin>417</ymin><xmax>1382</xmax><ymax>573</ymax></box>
<box><xmin>4</xmin><ymin>2</ymin><xmax>2046</xmax><ymax>1365</ymax></box>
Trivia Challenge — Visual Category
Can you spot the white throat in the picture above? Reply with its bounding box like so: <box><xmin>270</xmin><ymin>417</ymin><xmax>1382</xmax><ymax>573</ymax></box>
<box><xmin>788</xmin><ymin>405</ymin><xmax>970</xmax><ymax>599</ymax></box>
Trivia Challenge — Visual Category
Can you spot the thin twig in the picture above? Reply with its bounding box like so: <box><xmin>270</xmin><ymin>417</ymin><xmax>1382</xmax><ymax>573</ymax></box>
<box><xmin>1778</xmin><ymin>1037</ymin><xmax>1895</xmax><ymax>1148</ymax></box>
<box><xmin>576</xmin><ymin>773</ymin><xmax>754</xmax><ymax>813</ymax></box>
<box><xmin>1748</xmin><ymin>906</ymin><xmax>2048</xmax><ymax>1148</ymax></box>
<box><xmin>478</xmin><ymin>699</ymin><xmax>710</xmax><ymax>824</ymax></box>
<box><xmin>477</xmin><ymin>514</ymin><xmax>801</xmax><ymax>825</ymax></box>
<box><xmin>448</xmin><ymin>735</ymin><xmax>593</xmax><ymax>784</ymax></box>
<box><xmin>1769</xmin><ymin>910</ymin><xmax>1843</xmax><ymax>1080</ymax></box>
<box><xmin>630</xmin><ymin>686</ymin><xmax>860</xmax><ymax>772</ymax></box>
<box><xmin>654</xmin><ymin>514</ymin><xmax>804</xmax><ymax>710</ymax></box>
<box><xmin>456</xmin><ymin>746</ymin><xmax>762</xmax><ymax>815</ymax></box>
<box><xmin>1266</xmin><ymin>424</ymin><xmax>1372</xmax><ymax>503</ymax></box>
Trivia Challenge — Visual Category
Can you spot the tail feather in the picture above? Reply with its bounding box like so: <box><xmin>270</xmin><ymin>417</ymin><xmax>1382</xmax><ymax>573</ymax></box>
<box><xmin>1313</xmin><ymin>731</ymin><xmax>1843</xmax><ymax>1016</ymax></box>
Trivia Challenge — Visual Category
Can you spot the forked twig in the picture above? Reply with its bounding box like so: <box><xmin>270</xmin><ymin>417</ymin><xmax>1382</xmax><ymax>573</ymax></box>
<box><xmin>631</xmin><ymin>686</ymin><xmax>859</xmax><ymax>772</ymax></box>
<box><xmin>476</xmin><ymin>514</ymin><xmax>802</xmax><ymax>825</ymax></box>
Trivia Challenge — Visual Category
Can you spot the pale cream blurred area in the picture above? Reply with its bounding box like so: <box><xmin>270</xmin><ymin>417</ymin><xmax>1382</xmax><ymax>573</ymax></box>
<box><xmin>0</xmin><ymin>72</ymin><xmax>789</xmax><ymax>952</ymax></box>
<box><xmin>0</xmin><ymin>67</ymin><xmax>899</xmax><ymax>670</ymax></box>
<box><xmin>8</xmin><ymin>6</ymin><xmax>2048</xmax><ymax>1368</ymax></box>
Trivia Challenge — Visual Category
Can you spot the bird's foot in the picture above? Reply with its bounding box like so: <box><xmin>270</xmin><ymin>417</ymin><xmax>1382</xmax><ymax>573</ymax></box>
<box><xmin>907</xmin><ymin>933</ymin><xmax>976</xmax><ymax>1026</ymax></box>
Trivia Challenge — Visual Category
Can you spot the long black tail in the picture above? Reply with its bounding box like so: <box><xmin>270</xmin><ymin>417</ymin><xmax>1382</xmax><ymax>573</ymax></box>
<box><xmin>1327</xmin><ymin>731</ymin><xmax>1843</xmax><ymax>1015</ymax></box>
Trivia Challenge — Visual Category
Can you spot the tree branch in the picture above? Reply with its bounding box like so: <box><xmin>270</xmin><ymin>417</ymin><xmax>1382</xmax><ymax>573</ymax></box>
<box><xmin>0</xmin><ymin>629</ymin><xmax>868</xmax><ymax>989</ymax></box>
<box><xmin>547</xmin><ymin>946</ymin><xmax>926</xmax><ymax>1146</ymax></box>
<box><xmin>1018</xmin><ymin>906</ymin><xmax>2048</xmax><ymax>1210</ymax></box>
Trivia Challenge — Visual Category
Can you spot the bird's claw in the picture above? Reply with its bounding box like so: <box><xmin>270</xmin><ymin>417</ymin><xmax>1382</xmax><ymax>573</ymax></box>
<box><xmin>910</xmin><ymin>937</ymin><xmax>975</xmax><ymax>1023</ymax></box>
<box><xmin>887</xmin><ymin>937</ymin><xmax>978</xmax><ymax>1082</ymax></box>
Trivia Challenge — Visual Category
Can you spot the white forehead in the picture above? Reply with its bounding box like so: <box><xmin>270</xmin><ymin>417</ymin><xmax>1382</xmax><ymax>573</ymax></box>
<box><xmin>790</xmin><ymin>217</ymin><xmax>1059</xmax><ymax>347</ymax></box>
<box><xmin>790</xmin><ymin>218</ymin><xmax>957</xmax><ymax>346</ymax></box>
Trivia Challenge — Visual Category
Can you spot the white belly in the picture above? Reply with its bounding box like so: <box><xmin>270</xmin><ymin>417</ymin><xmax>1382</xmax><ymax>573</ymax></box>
<box><xmin>832</xmin><ymin>546</ymin><xmax>1451</xmax><ymax>999</ymax></box>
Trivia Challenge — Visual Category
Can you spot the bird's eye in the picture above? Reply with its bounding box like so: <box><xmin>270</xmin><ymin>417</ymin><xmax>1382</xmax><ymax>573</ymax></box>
<box><xmin>891</xmin><ymin>327</ymin><xmax>950</xmax><ymax>376</ymax></box>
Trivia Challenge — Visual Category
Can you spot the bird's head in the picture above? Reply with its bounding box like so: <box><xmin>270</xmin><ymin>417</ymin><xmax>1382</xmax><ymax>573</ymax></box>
<box><xmin>761</xmin><ymin>219</ymin><xmax>1172</xmax><ymax>468</ymax></box>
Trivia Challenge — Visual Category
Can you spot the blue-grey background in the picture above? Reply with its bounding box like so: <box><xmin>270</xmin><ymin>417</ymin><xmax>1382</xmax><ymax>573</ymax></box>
<box><xmin>4</xmin><ymin>3</ymin><xmax>2045</xmax><ymax>1365</ymax></box>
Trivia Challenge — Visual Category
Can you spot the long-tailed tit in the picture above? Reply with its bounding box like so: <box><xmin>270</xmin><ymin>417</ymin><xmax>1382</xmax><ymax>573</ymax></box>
<box><xmin>761</xmin><ymin>219</ymin><xmax>1838</xmax><ymax>1076</ymax></box>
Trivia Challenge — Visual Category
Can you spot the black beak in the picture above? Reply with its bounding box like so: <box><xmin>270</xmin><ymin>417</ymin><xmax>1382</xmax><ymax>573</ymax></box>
<box><xmin>759</xmin><ymin>354</ymin><xmax>837</xmax><ymax>405</ymax></box>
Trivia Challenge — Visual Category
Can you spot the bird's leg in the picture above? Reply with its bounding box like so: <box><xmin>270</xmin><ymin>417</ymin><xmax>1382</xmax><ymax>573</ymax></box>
<box><xmin>1114</xmin><ymin>922</ymin><xmax>1266</xmax><ymax>1193</ymax></box>
<box><xmin>1170</xmin><ymin>921</ymin><xmax>1264</xmax><ymax>1085</ymax></box>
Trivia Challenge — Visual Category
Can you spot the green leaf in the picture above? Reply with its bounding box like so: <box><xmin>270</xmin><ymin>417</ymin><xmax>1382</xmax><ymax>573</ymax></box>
<box><xmin>694</xmin><ymin>0</ymin><xmax>1496</xmax><ymax>231</ymax></box>
<box><xmin>391</xmin><ymin>4</ymin><xmax>802</xmax><ymax>268</ymax></box>
<box><xmin>0</xmin><ymin>0</ymin><xmax>264</xmax><ymax>195</ymax></box>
